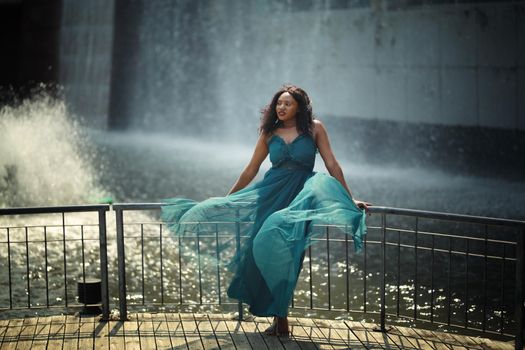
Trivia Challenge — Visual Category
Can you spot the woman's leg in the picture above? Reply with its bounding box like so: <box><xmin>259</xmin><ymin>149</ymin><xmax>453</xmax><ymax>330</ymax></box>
<box><xmin>277</xmin><ymin>317</ymin><xmax>289</xmax><ymax>335</ymax></box>
<box><xmin>264</xmin><ymin>316</ymin><xmax>289</xmax><ymax>336</ymax></box>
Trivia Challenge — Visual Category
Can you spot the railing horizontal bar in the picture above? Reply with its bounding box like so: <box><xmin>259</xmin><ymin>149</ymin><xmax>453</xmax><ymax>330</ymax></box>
<box><xmin>113</xmin><ymin>203</ymin><xmax>163</xmax><ymax>210</ymax></box>
<box><xmin>301</xmin><ymin>238</ymin><xmax>516</xmax><ymax>260</ymax></box>
<box><xmin>385</xmin><ymin>227</ymin><xmax>517</xmax><ymax>245</ymax></box>
<box><xmin>146</xmin><ymin>236</ymin><xmax>517</xmax><ymax>254</ymax></box>
<box><xmin>161</xmin><ymin>220</ymin><xmax>256</xmax><ymax>225</ymax></box>
<box><xmin>126</xmin><ymin>223</ymin><xmax>519</xmax><ymax>249</ymax></box>
<box><xmin>383</xmin><ymin>312</ymin><xmax>515</xmax><ymax>337</ymax></box>
<box><xmin>115</xmin><ymin>201</ymin><xmax>255</xmax><ymax>211</ymax></box>
<box><xmin>128</xmin><ymin>220</ymin><xmax>375</xmax><ymax>230</ymax></box>
<box><xmin>115</xmin><ymin>203</ymin><xmax>525</xmax><ymax>228</ymax></box>
<box><xmin>151</xmin><ymin>235</ymin><xmax>509</xmax><ymax>261</ymax></box>
<box><xmin>127</xmin><ymin>302</ymin><xmax>239</xmax><ymax>306</ymax></box>
<box><xmin>131</xmin><ymin>234</ymin><xmax>358</xmax><ymax>245</ymax></box>
<box><xmin>0</xmin><ymin>224</ymin><xmax>101</xmax><ymax>230</ymax></box>
<box><xmin>129</xmin><ymin>233</ymin><xmax>358</xmax><ymax>243</ymax></box>
<box><xmin>125</xmin><ymin>234</ymin><xmax>242</xmax><ymax>240</ymax></box>
<box><xmin>385</xmin><ymin>241</ymin><xmax>516</xmax><ymax>261</ymax></box>
<box><xmin>0</xmin><ymin>205</ymin><xmax>110</xmax><ymax>215</ymax></box>
<box><xmin>291</xmin><ymin>306</ymin><xmax>380</xmax><ymax>314</ymax></box>
<box><xmin>0</xmin><ymin>238</ymin><xmax>101</xmax><ymax>244</ymax></box>
<box><xmin>371</xmin><ymin>206</ymin><xmax>525</xmax><ymax>228</ymax></box>
<box><xmin>0</xmin><ymin>303</ymin><xmax>103</xmax><ymax>311</ymax></box>
<box><xmin>125</xmin><ymin>228</ymin><xmax>517</xmax><ymax>247</ymax></box>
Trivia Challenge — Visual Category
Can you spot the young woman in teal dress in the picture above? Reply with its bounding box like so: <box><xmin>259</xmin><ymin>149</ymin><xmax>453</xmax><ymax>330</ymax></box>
<box><xmin>162</xmin><ymin>84</ymin><xmax>370</xmax><ymax>336</ymax></box>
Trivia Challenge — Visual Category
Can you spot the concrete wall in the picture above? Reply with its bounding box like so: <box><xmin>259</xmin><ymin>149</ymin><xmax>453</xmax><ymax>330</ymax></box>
<box><xmin>374</xmin><ymin>3</ymin><xmax>523</xmax><ymax>130</ymax></box>
<box><xmin>208</xmin><ymin>1</ymin><xmax>524</xmax><ymax>132</ymax></box>
<box><xmin>57</xmin><ymin>0</ymin><xmax>524</xmax><ymax>132</ymax></box>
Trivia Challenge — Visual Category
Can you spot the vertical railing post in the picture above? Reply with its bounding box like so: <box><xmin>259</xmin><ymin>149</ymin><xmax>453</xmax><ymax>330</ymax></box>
<box><xmin>62</xmin><ymin>213</ymin><xmax>68</xmax><ymax>307</ymax></box>
<box><xmin>515</xmin><ymin>229</ymin><xmax>524</xmax><ymax>350</ymax></box>
<box><xmin>380</xmin><ymin>212</ymin><xmax>387</xmax><ymax>331</ymax></box>
<box><xmin>326</xmin><ymin>226</ymin><xmax>331</xmax><ymax>310</ymax></box>
<box><xmin>159</xmin><ymin>224</ymin><xmax>164</xmax><ymax>305</ymax></box>
<box><xmin>115</xmin><ymin>207</ymin><xmax>128</xmax><ymax>321</ymax></box>
<box><xmin>235</xmin><ymin>209</ymin><xmax>243</xmax><ymax>321</ymax></box>
<box><xmin>215</xmin><ymin>223</ymin><xmax>222</xmax><ymax>305</ymax></box>
<box><xmin>25</xmin><ymin>227</ymin><xmax>30</xmax><ymax>308</ymax></box>
<box><xmin>345</xmin><ymin>225</ymin><xmax>350</xmax><ymax>312</ymax></box>
<box><xmin>363</xmin><ymin>231</ymin><xmax>368</xmax><ymax>313</ymax></box>
<box><xmin>197</xmin><ymin>226</ymin><xmax>203</xmax><ymax>305</ymax></box>
<box><xmin>414</xmin><ymin>217</ymin><xmax>419</xmax><ymax>321</ymax></box>
<box><xmin>7</xmin><ymin>228</ymin><xmax>12</xmax><ymax>309</ymax></box>
<box><xmin>98</xmin><ymin>208</ymin><xmax>110</xmax><ymax>320</ymax></box>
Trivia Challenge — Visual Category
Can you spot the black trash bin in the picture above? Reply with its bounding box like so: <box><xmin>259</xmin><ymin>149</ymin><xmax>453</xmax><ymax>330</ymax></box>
<box><xmin>77</xmin><ymin>277</ymin><xmax>102</xmax><ymax>315</ymax></box>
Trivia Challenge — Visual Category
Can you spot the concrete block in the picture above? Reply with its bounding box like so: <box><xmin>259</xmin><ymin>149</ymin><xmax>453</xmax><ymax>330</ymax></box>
<box><xmin>478</xmin><ymin>67</ymin><xmax>517</xmax><ymax>129</ymax></box>
<box><xmin>406</xmin><ymin>67</ymin><xmax>440</xmax><ymax>124</ymax></box>
<box><xmin>334</xmin><ymin>9</ymin><xmax>375</xmax><ymax>66</ymax></box>
<box><xmin>375</xmin><ymin>11</ymin><xmax>405</xmax><ymax>66</ymax></box>
<box><xmin>477</xmin><ymin>4</ymin><xmax>516</xmax><ymax>67</ymax></box>
<box><xmin>293</xmin><ymin>12</ymin><xmax>335</xmax><ymax>66</ymax></box>
<box><xmin>314</xmin><ymin>66</ymin><xmax>376</xmax><ymax>119</ymax></box>
<box><xmin>440</xmin><ymin>7</ymin><xmax>477</xmax><ymax>66</ymax></box>
<box><xmin>440</xmin><ymin>67</ymin><xmax>477</xmax><ymax>126</ymax></box>
<box><xmin>401</xmin><ymin>10</ymin><xmax>440</xmax><ymax>66</ymax></box>
<box><xmin>375</xmin><ymin>67</ymin><xmax>407</xmax><ymax>122</ymax></box>
<box><xmin>287</xmin><ymin>9</ymin><xmax>375</xmax><ymax>68</ymax></box>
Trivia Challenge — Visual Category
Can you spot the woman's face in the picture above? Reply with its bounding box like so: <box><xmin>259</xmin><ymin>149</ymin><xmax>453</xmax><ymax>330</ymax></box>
<box><xmin>276</xmin><ymin>92</ymin><xmax>298</xmax><ymax>122</ymax></box>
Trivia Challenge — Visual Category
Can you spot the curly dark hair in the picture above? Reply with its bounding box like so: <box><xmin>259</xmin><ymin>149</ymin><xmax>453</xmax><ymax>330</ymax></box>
<box><xmin>259</xmin><ymin>84</ymin><xmax>315</xmax><ymax>135</ymax></box>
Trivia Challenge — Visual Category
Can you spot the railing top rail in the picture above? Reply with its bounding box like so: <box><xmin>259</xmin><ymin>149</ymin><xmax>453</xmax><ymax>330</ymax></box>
<box><xmin>371</xmin><ymin>206</ymin><xmax>525</xmax><ymax>228</ymax></box>
<box><xmin>2</xmin><ymin>203</ymin><xmax>523</xmax><ymax>228</ymax></box>
<box><xmin>0</xmin><ymin>204</ymin><xmax>110</xmax><ymax>216</ymax></box>
<box><xmin>113</xmin><ymin>203</ymin><xmax>525</xmax><ymax>229</ymax></box>
<box><xmin>113</xmin><ymin>203</ymin><xmax>163</xmax><ymax>210</ymax></box>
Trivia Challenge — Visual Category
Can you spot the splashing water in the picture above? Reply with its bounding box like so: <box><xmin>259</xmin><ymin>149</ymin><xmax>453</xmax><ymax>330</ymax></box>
<box><xmin>0</xmin><ymin>94</ymin><xmax>109</xmax><ymax>207</ymax></box>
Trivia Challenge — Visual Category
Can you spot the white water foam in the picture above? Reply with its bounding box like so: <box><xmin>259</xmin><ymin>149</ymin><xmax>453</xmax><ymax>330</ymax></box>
<box><xmin>0</xmin><ymin>94</ymin><xmax>108</xmax><ymax>207</ymax></box>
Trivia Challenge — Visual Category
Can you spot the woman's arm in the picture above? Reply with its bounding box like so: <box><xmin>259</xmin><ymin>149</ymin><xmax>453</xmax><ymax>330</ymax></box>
<box><xmin>314</xmin><ymin>120</ymin><xmax>370</xmax><ymax>209</ymax></box>
<box><xmin>227</xmin><ymin>133</ymin><xmax>269</xmax><ymax>195</ymax></box>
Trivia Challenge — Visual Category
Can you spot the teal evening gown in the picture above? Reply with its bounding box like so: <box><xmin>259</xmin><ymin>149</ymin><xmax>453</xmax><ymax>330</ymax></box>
<box><xmin>161</xmin><ymin>132</ymin><xmax>366</xmax><ymax>317</ymax></box>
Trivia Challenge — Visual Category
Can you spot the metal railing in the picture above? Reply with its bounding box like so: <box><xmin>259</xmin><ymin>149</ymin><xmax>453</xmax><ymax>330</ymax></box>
<box><xmin>1</xmin><ymin>203</ymin><xmax>523</xmax><ymax>349</ymax></box>
<box><xmin>0</xmin><ymin>205</ymin><xmax>110</xmax><ymax>320</ymax></box>
<box><xmin>370</xmin><ymin>206</ymin><xmax>524</xmax><ymax>350</ymax></box>
<box><xmin>113</xmin><ymin>203</ymin><xmax>524</xmax><ymax>350</ymax></box>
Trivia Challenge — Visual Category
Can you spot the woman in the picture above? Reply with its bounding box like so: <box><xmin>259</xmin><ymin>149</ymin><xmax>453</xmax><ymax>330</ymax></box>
<box><xmin>162</xmin><ymin>84</ymin><xmax>369</xmax><ymax>336</ymax></box>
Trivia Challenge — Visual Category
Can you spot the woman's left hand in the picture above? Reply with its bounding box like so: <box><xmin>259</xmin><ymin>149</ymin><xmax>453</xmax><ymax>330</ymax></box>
<box><xmin>354</xmin><ymin>199</ymin><xmax>372</xmax><ymax>211</ymax></box>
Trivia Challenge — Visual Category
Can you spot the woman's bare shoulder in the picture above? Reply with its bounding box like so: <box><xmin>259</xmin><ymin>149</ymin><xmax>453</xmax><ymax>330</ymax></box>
<box><xmin>312</xmin><ymin>119</ymin><xmax>326</xmax><ymax>138</ymax></box>
<box><xmin>312</xmin><ymin>119</ymin><xmax>324</xmax><ymax>127</ymax></box>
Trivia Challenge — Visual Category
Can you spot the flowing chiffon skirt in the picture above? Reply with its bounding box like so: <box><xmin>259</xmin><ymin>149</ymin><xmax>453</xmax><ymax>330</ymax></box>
<box><xmin>161</xmin><ymin>166</ymin><xmax>366</xmax><ymax>317</ymax></box>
